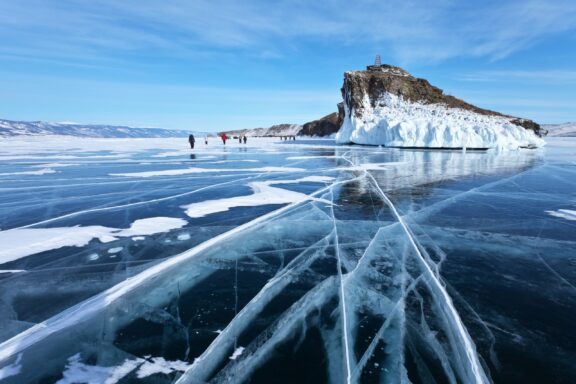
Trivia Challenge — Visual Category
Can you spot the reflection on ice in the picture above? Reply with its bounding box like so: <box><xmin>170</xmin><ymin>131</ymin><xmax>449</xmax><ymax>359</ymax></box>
<box><xmin>0</xmin><ymin>137</ymin><xmax>574</xmax><ymax>383</ymax></box>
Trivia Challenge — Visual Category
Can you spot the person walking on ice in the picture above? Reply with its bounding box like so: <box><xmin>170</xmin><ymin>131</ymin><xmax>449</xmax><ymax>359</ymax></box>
<box><xmin>188</xmin><ymin>134</ymin><xmax>195</xmax><ymax>149</ymax></box>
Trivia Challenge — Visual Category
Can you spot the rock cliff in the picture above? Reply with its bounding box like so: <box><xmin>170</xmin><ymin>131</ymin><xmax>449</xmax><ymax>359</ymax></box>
<box><xmin>336</xmin><ymin>64</ymin><xmax>545</xmax><ymax>149</ymax></box>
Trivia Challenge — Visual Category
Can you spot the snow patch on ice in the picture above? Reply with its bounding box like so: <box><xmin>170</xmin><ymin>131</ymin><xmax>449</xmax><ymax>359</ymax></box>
<box><xmin>336</xmin><ymin>92</ymin><xmax>545</xmax><ymax>150</ymax></box>
<box><xmin>0</xmin><ymin>270</ymin><xmax>25</xmax><ymax>274</ymax></box>
<box><xmin>182</xmin><ymin>176</ymin><xmax>334</xmax><ymax>218</ymax></box>
<box><xmin>87</xmin><ymin>253</ymin><xmax>100</xmax><ymax>261</ymax></box>
<box><xmin>110</xmin><ymin>166</ymin><xmax>304</xmax><ymax>178</ymax></box>
<box><xmin>177</xmin><ymin>233</ymin><xmax>191</xmax><ymax>241</ymax></box>
<box><xmin>0</xmin><ymin>353</ymin><xmax>21</xmax><ymax>380</ymax></box>
<box><xmin>114</xmin><ymin>217</ymin><xmax>187</xmax><ymax>237</ymax></box>
<box><xmin>30</xmin><ymin>163</ymin><xmax>79</xmax><ymax>168</ymax></box>
<box><xmin>57</xmin><ymin>354</ymin><xmax>142</xmax><ymax>384</ymax></box>
<box><xmin>0</xmin><ymin>168</ymin><xmax>57</xmax><ymax>176</ymax></box>
<box><xmin>286</xmin><ymin>155</ymin><xmax>340</xmax><ymax>160</ymax></box>
<box><xmin>107</xmin><ymin>247</ymin><xmax>123</xmax><ymax>254</ymax></box>
<box><xmin>136</xmin><ymin>356</ymin><xmax>189</xmax><ymax>378</ymax></box>
<box><xmin>0</xmin><ymin>216</ymin><xmax>188</xmax><ymax>264</ymax></box>
<box><xmin>229</xmin><ymin>346</ymin><xmax>245</xmax><ymax>360</ymax></box>
<box><xmin>546</xmin><ymin>209</ymin><xmax>576</xmax><ymax>221</ymax></box>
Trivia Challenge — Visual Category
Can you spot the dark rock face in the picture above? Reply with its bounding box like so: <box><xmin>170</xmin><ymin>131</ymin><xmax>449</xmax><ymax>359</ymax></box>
<box><xmin>342</xmin><ymin>64</ymin><xmax>543</xmax><ymax>136</ymax></box>
<box><xmin>299</xmin><ymin>103</ymin><xmax>345</xmax><ymax>137</ymax></box>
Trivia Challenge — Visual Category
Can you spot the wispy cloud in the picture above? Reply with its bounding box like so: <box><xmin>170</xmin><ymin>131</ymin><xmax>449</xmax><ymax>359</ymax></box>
<box><xmin>1</xmin><ymin>0</ymin><xmax>576</xmax><ymax>64</ymax></box>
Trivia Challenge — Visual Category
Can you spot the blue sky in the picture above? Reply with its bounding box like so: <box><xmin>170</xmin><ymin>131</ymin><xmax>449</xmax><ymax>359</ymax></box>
<box><xmin>1</xmin><ymin>0</ymin><xmax>575</xmax><ymax>131</ymax></box>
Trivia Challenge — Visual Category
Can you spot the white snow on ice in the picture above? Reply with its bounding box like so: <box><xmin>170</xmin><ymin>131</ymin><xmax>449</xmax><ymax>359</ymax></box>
<box><xmin>229</xmin><ymin>346</ymin><xmax>245</xmax><ymax>360</ymax></box>
<box><xmin>56</xmin><ymin>353</ymin><xmax>190</xmax><ymax>383</ymax></box>
<box><xmin>0</xmin><ymin>353</ymin><xmax>21</xmax><ymax>380</ymax></box>
<box><xmin>0</xmin><ymin>168</ymin><xmax>57</xmax><ymax>176</ymax></box>
<box><xmin>111</xmin><ymin>166</ymin><xmax>305</xmax><ymax>178</ymax></box>
<box><xmin>30</xmin><ymin>163</ymin><xmax>79</xmax><ymax>168</ymax></box>
<box><xmin>57</xmin><ymin>354</ymin><xmax>141</xmax><ymax>384</ymax></box>
<box><xmin>546</xmin><ymin>209</ymin><xmax>576</xmax><ymax>221</ymax></box>
<box><xmin>336</xmin><ymin>92</ymin><xmax>545</xmax><ymax>150</ymax></box>
<box><xmin>182</xmin><ymin>176</ymin><xmax>334</xmax><ymax>218</ymax></box>
<box><xmin>0</xmin><ymin>217</ymin><xmax>187</xmax><ymax>264</ymax></box>
<box><xmin>135</xmin><ymin>356</ymin><xmax>189</xmax><ymax>378</ymax></box>
<box><xmin>286</xmin><ymin>155</ymin><xmax>340</xmax><ymax>160</ymax></box>
<box><xmin>177</xmin><ymin>233</ymin><xmax>191</xmax><ymax>241</ymax></box>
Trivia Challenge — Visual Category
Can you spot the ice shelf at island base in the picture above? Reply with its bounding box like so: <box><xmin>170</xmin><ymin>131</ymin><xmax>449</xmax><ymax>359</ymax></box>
<box><xmin>335</xmin><ymin>93</ymin><xmax>546</xmax><ymax>150</ymax></box>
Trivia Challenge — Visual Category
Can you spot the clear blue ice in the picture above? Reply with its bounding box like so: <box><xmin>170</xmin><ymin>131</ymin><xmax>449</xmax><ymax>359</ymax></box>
<box><xmin>0</xmin><ymin>137</ymin><xmax>575</xmax><ymax>383</ymax></box>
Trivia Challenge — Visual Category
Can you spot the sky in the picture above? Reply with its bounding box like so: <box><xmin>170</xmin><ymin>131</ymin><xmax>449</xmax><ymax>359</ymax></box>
<box><xmin>0</xmin><ymin>0</ymin><xmax>575</xmax><ymax>131</ymax></box>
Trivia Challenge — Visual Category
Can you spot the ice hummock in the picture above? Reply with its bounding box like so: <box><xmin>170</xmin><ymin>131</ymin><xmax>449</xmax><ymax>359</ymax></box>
<box><xmin>336</xmin><ymin>92</ymin><xmax>545</xmax><ymax>150</ymax></box>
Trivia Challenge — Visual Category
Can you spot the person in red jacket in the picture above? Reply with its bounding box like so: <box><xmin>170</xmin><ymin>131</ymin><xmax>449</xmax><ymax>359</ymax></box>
<box><xmin>220</xmin><ymin>133</ymin><xmax>228</xmax><ymax>145</ymax></box>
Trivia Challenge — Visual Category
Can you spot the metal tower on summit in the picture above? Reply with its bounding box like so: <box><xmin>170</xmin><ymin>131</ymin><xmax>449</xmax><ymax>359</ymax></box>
<box><xmin>374</xmin><ymin>54</ymin><xmax>381</xmax><ymax>66</ymax></box>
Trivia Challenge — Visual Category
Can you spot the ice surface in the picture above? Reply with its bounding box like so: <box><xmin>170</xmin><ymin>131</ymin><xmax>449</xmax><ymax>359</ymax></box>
<box><xmin>336</xmin><ymin>92</ymin><xmax>545</xmax><ymax>149</ymax></box>
<box><xmin>0</xmin><ymin>136</ymin><xmax>574</xmax><ymax>384</ymax></box>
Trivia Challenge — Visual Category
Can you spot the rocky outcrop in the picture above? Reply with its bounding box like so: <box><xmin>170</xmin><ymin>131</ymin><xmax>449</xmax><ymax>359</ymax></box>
<box><xmin>300</xmin><ymin>105</ymin><xmax>344</xmax><ymax>137</ymax></box>
<box><xmin>336</xmin><ymin>64</ymin><xmax>545</xmax><ymax>149</ymax></box>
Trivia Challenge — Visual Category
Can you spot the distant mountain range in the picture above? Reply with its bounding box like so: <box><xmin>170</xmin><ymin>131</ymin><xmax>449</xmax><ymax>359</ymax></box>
<box><xmin>0</xmin><ymin>119</ymin><xmax>197</xmax><ymax>138</ymax></box>
<box><xmin>0</xmin><ymin>118</ymin><xmax>338</xmax><ymax>139</ymax></box>
<box><xmin>542</xmin><ymin>122</ymin><xmax>576</xmax><ymax>137</ymax></box>
<box><xmin>221</xmin><ymin>124</ymin><xmax>302</xmax><ymax>137</ymax></box>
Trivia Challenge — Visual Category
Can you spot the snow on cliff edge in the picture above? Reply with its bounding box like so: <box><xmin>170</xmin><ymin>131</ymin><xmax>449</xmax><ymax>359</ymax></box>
<box><xmin>336</xmin><ymin>93</ymin><xmax>545</xmax><ymax>150</ymax></box>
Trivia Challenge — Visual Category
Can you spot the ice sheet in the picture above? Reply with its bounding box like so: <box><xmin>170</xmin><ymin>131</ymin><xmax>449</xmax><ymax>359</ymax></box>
<box><xmin>0</xmin><ymin>137</ymin><xmax>574</xmax><ymax>384</ymax></box>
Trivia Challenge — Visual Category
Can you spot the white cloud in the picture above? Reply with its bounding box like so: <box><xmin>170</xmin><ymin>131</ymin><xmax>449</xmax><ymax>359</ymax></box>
<box><xmin>1</xmin><ymin>0</ymin><xmax>575</xmax><ymax>63</ymax></box>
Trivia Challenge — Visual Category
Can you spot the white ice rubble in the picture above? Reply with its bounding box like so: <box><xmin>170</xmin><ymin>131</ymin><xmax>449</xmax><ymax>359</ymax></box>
<box><xmin>336</xmin><ymin>92</ymin><xmax>545</xmax><ymax>150</ymax></box>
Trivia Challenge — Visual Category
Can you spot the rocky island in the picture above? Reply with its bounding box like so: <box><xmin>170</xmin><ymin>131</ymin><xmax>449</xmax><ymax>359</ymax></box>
<box><xmin>335</xmin><ymin>63</ymin><xmax>545</xmax><ymax>149</ymax></box>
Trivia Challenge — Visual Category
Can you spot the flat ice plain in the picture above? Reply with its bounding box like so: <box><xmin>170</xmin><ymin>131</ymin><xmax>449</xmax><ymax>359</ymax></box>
<box><xmin>0</xmin><ymin>136</ymin><xmax>575</xmax><ymax>383</ymax></box>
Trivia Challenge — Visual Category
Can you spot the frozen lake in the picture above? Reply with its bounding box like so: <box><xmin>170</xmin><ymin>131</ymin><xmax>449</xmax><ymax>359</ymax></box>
<box><xmin>0</xmin><ymin>136</ymin><xmax>575</xmax><ymax>383</ymax></box>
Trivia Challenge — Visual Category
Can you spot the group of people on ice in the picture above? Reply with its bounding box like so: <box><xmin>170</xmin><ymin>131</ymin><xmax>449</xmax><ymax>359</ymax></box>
<box><xmin>188</xmin><ymin>133</ymin><xmax>248</xmax><ymax>149</ymax></box>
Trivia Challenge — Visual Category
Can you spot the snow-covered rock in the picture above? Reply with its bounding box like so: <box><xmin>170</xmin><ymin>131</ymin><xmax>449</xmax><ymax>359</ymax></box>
<box><xmin>335</xmin><ymin>65</ymin><xmax>545</xmax><ymax>150</ymax></box>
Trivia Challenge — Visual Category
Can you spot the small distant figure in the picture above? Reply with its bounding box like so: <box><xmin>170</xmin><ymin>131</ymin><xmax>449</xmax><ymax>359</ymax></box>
<box><xmin>221</xmin><ymin>133</ymin><xmax>228</xmax><ymax>145</ymax></box>
<box><xmin>239</xmin><ymin>136</ymin><xmax>242</xmax><ymax>144</ymax></box>
<box><xmin>188</xmin><ymin>134</ymin><xmax>195</xmax><ymax>149</ymax></box>
<box><xmin>204</xmin><ymin>136</ymin><xmax>208</xmax><ymax>145</ymax></box>
<box><xmin>292</xmin><ymin>136</ymin><xmax>295</xmax><ymax>141</ymax></box>
<box><xmin>243</xmin><ymin>136</ymin><xmax>247</xmax><ymax>144</ymax></box>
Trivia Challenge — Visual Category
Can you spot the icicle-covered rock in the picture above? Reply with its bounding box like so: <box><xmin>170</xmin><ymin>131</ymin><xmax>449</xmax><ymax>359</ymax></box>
<box><xmin>335</xmin><ymin>64</ymin><xmax>545</xmax><ymax>150</ymax></box>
